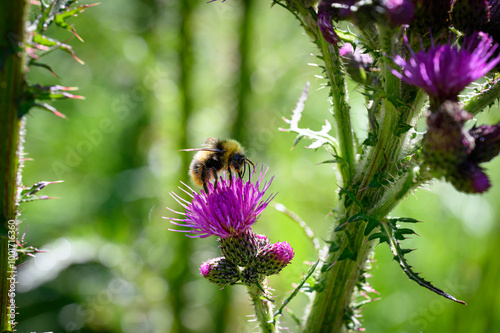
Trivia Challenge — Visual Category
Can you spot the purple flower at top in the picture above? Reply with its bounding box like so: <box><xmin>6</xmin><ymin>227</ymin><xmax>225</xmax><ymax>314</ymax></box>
<box><xmin>166</xmin><ymin>167</ymin><xmax>275</xmax><ymax>239</ymax></box>
<box><xmin>383</xmin><ymin>0</ymin><xmax>414</xmax><ymax>26</ymax></box>
<box><xmin>392</xmin><ymin>32</ymin><xmax>500</xmax><ymax>108</ymax></box>
<box><xmin>318</xmin><ymin>1</ymin><xmax>341</xmax><ymax>45</ymax></box>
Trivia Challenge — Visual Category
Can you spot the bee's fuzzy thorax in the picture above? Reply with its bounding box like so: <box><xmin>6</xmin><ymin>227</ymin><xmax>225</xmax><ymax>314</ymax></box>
<box><xmin>183</xmin><ymin>138</ymin><xmax>252</xmax><ymax>191</ymax></box>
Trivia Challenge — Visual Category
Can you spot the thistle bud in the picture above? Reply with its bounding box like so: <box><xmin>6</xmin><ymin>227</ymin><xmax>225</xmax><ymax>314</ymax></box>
<box><xmin>254</xmin><ymin>242</ymin><xmax>295</xmax><ymax>276</ymax></box>
<box><xmin>219</xmin><ymin>228</ymin><xmax>259</xmax><ymax>267</ymax></box>
<box><xmin>422</xmin><ymin>101</ymin><xmax>474</xmax><ymax>176</ymax></box>
<box><xmin>241</xmin><ymin>266</ymin><xmax>261</xmax><ymax>286</ymax></box>
<box><xmin>468</xmin><ymin>122</ymin><xmax>500</xmax><ymax>164</ymax></box>
<box><xmin>339</xmin><ymin>43</ymin><xmax>376</xmax><ymax>85</ymax></box>
<box><xmin>446</xmin><ymin>162</ymin><xmax>491</xmax><ymax>193</ymax></box>
<box><xmin>200</xmin><ymin>257</ymin><xmax>240</xmax><ymax>287</ymax></box>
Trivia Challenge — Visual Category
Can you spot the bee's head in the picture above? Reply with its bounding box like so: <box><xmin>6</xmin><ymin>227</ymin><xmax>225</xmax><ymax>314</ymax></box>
<box><xmin>231</xmin><ymin>153</ymin><xmax>246</xmax><ymax>172</ymax></box>
<box><xmin>231</xmin><ymin>153</ymin><xmax>255</xmax><ymax>180</ymax></box>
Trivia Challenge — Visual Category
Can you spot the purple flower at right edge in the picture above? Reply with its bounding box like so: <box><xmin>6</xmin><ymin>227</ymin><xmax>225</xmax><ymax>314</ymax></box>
<box><xmin>423</xmin><ymin>101</ymin><xmax>500</xmax><ymax>193</ymax></box>
<box><xmin>392</xmin><ymin>32</ymin><xmax>500</xmax><ymax>110</ymax></box>
<box><xmin>254</xmin><ymin>242</ymin><xmax>294</xmax><ymax>276</ymax></box>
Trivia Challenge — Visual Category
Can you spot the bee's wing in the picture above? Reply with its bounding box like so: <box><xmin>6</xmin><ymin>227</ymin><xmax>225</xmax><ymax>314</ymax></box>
<box><xmin>179</xmin><ymin>148</ymin><xmax>222</xmax><ymax>152</ymax></box>
<box><xmin>204</xmin><ymin>137</ymin><xmax>218</xmax><ymax>145</ymax></box>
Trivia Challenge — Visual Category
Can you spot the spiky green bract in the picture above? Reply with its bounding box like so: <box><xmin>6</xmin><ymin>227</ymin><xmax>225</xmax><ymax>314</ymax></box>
<box><xmin>241</xmin><ymin>267</ymin><xmax>261</xmax><ymax>286</ymax></box>
<box><xmin>200</xmin><ymin>257</ymin><xmax>240</xmax><ymax>287</ymax></box>
<box><xmin>254</xmin><ymin>242</ymin><xmax>295</xmax><ymax>276</ymax></box>
<box><xmin>255</xmin><ymin>233</ymin><xmax>271</xmax><ymax>248</ymax></box>
<box><xmin>166</xmin><ymin>168</ymin><xmax>275</xmax><ymax>238</ymax></box>
<box><xmin>219</xmin><ymin>229</ymin><xmax>259</xmax><ymax>267</ymax></box>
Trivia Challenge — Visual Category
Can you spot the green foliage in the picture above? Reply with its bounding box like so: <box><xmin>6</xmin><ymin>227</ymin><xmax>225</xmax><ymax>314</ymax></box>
<box><xmin>23</xmin><ymin>1</ymin><xmax>96</xmax><ymax>118</ymax></box>
<box><xmin>13</xmin><ymin>0</ymin><xmax>500</xmax><ymax>332</ymax></box>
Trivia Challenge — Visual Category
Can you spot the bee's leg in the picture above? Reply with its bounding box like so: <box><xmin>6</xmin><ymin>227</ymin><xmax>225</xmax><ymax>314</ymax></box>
<box><xmin>240</xmin><ymin>163</ymin><xmax>246</xmax><ymax>180</ymax></box>
<box><xmin>211</xmin><ymin>167</ymin><xmax>219</xmax><ymax>191</ymax></box>
<box><xmin>201</xmin><ymin>169</ymin><xmax>209</xmax><ymax>193</ymax></box>
<box><xmin>228</xmin><ymin>167</ymin><xmax>233</xmax><ymax>187</ymax></box>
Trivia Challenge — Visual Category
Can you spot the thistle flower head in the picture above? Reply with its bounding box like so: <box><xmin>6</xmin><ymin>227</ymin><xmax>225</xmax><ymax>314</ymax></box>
<box><xmin>392</xmin><ymin>32</ymin><xmax>500</xmax><ymax>109</ymax></box>
<box><xmin>166</xmin><ymin>167</ymin><xmax>275</xmax><ymax>239</ymax></box>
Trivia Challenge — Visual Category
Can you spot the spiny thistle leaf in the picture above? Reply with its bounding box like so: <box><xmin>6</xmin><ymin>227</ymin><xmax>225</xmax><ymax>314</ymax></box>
<box><xmin>394</xmin><ymin>122</ymin><xmax>413</xmax><ymax>136</ymax></box>
<box><xmin>338</xmin><ymin>246</ymin><xmax>357</xmax><ymax>261</ymax></box>
<box><xmin>54</xmin><ymin>3</ymin><xmax>99</xmax><ymax>42</ymax></box>
<box><xmin>20</xmin><ymin>180</ymin><xmax>63</xmax><ymax>202</ymax></box>
<box><xmin>26</xmin><ymin>84</ymin><xmax>83</xmax><ymax>101</ymax></box>
<box><xmin>364</xmin><ymin>217</ymin><xmax>380</xmax><ymax>236</ymax></box>
<box><xmin>28</xmin><ymin>61</ymin><xmax>60</xmax><ymax>78</ymax></box>
<box><xmin>347</xmin><ymin>212</ymin><xmax>367</xmax><ymax>223</ymax></box>
<box><xmin>36</xmin><ymin>0</ymin><xmax>78</xmax><ymax>32</ymax></box>
<box><xmin>21</xmin><ymin>84</ymin><xmax>83</xmax><ymax>117</ymax></box>
<box><xmin>281</xmin><ymin>82</ymin><xmax>339</xmax><ymax>151</ymax></box>
<box><xmin>317</xmin><ymin>159</ymin><xmax>341</xmax><ymax>165</ymax></box>
<box><xmin>326</xmin><ymin>240</ymin><xmax>340</xmax><ymax>253</ymax></box>
<box><xmin>394</xmin><ymin>227</ymin><xmax>417</xmax><ymax>240</ymax></box>
<box><xmin>388</xmin><ymin>217</ymin><xmax>420</xmax><ymax>224</ymax></box>
<box><xmin>32</xmin><ymin>32</ymin><xmax>84</xmax><ymax>64</ymax></box>
<box><xmin>368</xmin><ymin>232</ymin><xmax>389</xmax><ymax>244</ymax></box>
<box><xmin>380</xmin><ymin>219</ymin><xmax>466</xmax><ymax>305</ymax></box>
<box><xmin>40</xmin><ymin>103</ymin><xmax>66</xmax><ymax>118</ymax></box>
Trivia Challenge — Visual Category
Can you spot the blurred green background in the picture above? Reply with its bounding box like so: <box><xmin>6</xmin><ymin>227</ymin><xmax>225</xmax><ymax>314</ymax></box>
<box><xmin>17</xmin><ymin>1</ymin><xmax>500</xmax><ymax>332</ymax></box>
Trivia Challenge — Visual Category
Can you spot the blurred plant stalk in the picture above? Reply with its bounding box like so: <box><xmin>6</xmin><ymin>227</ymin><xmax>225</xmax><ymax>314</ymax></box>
<box><xmin>0</xmin><ymin>0</ymin><xmax>28</xmax><ymax>330</ymax></box>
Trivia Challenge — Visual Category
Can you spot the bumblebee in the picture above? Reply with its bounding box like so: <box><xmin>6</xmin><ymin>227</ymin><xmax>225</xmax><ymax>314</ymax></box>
<box><xmin>181</xmin><ymin>138</ymin><xmax>255</xmax><ymax>193</ymax></box>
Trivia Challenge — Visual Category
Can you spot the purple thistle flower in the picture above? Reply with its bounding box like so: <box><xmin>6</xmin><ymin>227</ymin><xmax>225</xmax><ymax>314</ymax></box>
<box><xmin>383</xmin><ymin>0</ymin><xmax>415</xmax><ymax>26</ymax></box>
<box><xmin>166</xmin><ymin>167</ymin><xmax>275</xmax><ymax>239</ymax></box>
<box><xmin>392</xmin><ymin>32</ymin><xmax>500</xmax><ymax>108</ymax></box>
<box><xmin>318</xmin><ymin>1</ymin><xmax>342</xmax><ymax>45</ymax></box>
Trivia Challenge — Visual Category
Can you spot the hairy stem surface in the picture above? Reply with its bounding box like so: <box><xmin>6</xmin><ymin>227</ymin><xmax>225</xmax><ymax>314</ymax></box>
<box><xmin>0</xmin><ymin>1</ymin><xmax>28</xmax><ymax>330</ymax></box>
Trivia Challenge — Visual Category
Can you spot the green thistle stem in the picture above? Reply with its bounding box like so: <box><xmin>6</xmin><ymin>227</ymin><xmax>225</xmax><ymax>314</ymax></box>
<box><xmin>463</xmin><ymin>76</ymin><xmax>500</xmax><ymax>115</ymax></box>
<box><xmin>304</xmin><ymin>19</ymin><xmax>424</xmax><ymax>333</ymax></box>
<box><xmin>247</xmin><ymin>282</ymin><xmax>276</xmax><ymax>333</ymax></box>
<box><xmin>318</xmin><ymin>38</ymin><xmax>356</xmax><ymax>185</ymax></box>
<box><xmin>0</xmin><ymin>1</ymin><xmax>28</xmax><ymax>331</ymax></box>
